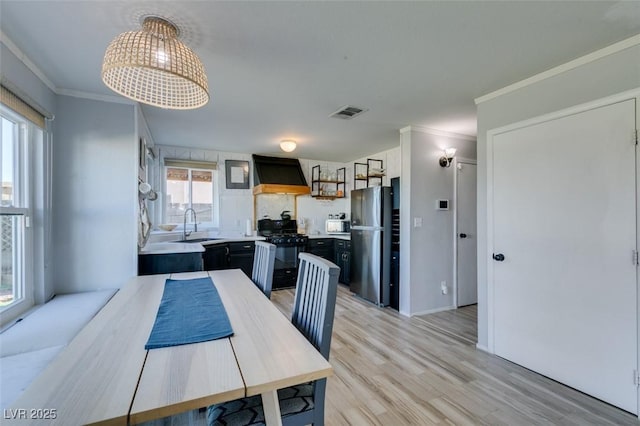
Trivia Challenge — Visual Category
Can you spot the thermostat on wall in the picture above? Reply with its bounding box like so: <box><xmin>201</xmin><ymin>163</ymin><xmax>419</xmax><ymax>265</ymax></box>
<box><xmin>436</xmin><ymin>199</ymin><xmax>449</xmax><ymax>210</ymax></box>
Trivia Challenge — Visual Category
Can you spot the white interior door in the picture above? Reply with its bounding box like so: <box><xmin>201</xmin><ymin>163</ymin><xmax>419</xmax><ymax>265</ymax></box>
<box><xmin>491</xmin><ymin>99</ymin><xmax>637</xmax><ymax>413</ymax></box>
<box><xmin>456</xmin><ymin>162</ymin><xmax>477</xmax><ymax>307</ymax></box>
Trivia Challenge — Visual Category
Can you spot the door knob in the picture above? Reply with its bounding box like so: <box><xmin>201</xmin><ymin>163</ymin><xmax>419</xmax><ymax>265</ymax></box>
<box><xmin>493</xmin><ymin>253</ymin><xmax>505</xmax><ymax>262</ymax></box>
<box><xmin>460</xmin><ymin>233</ymin><xmax>467</xmax><ymax>238</ymax></box>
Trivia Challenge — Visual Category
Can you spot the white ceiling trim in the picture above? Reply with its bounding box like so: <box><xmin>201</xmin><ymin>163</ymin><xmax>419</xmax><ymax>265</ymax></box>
<box><xmin>0</xmin><ymin>31</ymin><xmax>56</xmax><ymax>93</ymax></box>
<box><xmin>57</xmin><ymin>88</ymin><xmax>135</xmax><ymax>105</ymax></box>
<box><xmin>1</xmin><ymin>31</ymin><xmax>132</xmax><ymax>106</ymax></box>
<box><xmin>475</xmin><ymin>33</ymin><xmax>640</xmax><ymax>105</ymax></box>
<box><xmin>400</xmin><ymin>125</ymin><xmax>476</xmax><ymax>142</ymax></box>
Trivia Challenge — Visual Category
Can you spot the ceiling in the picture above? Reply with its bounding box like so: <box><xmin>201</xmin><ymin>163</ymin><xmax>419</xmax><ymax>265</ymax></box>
<box><xmin>1</xmin><ymin>1</ymin><xmax>639</xmax><ymax>162</ymax></box>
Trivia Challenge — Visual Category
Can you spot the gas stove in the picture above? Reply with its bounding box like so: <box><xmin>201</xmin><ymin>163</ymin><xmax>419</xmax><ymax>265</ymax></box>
<box><xmin>257</xmin><ymin>219</ymin><xmax>307</xmax><ymax>245</ymax></box>
<box><xmin>257</xmin><ymin>218</ymin><xmax>308</xmax><ymax>290</ymax></box>
<box><xmin>265</xmin><ymin>233</ymin><xmax>308</xmax><ymax>246</ymax></box>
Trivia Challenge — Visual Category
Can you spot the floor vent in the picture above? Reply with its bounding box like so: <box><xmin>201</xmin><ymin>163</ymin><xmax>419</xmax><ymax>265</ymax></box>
<box><xmin>329</xmin><ymin>105</ymin><xmax>368</xmax><ymax>120</ymax></box>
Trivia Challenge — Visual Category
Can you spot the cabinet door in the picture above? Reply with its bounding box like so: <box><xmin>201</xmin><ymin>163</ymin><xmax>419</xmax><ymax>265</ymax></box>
<box><xmin>390</xmin><ymin>251</ymin><xmax>399</xmax><ymax>310</ymax></box>
<box><xmin>341</xmin><ymin>251</ymin><xmax>351</xmax><ymax>284</ymax></box>
<box><xmin>229</xmin><ymin>253</ymin><xmax>254</xmax><ymax>277</ymax></box>
<box><xmin>309</xmin><ymin>239</ymin><xmax>334</xmax><ymax>261</ymax></box>
<box><xmin>203</xmin><ymin>245</ymin><xmax>229</xmax><ymax>270</ymax></box>
<box><xmin>228</xmin><ymin>242</ymin><xmax>255</xmax><ymax>277</ymax></box>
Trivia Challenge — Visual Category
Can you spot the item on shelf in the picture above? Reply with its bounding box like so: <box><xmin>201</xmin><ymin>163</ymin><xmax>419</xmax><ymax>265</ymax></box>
<box><xmin>159</xmin><ymin>224</ymin><xmax>177</xmax><ymax>231</ymax></box>
<box><xmin>311</xmin><ymin>165</ymin><xmax>346</xmax><ymax>199</ymax></box>
<box><xmin>369</xmin><ymin>168</ymin><xmax>386</xmax><ymax>177</ymax></box>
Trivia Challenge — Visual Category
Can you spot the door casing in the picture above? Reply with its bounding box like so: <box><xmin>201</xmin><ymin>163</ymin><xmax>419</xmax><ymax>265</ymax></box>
<box><xmin>453</xmin><ymin>158</ymin><xmax>477</xmax><ymax>308</ymax></box>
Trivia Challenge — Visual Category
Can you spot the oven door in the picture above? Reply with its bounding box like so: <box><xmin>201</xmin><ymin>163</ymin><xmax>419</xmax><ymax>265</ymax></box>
<box><xmin>274</xmin><ymin>244</ymin><xmax>299</xmax><ymax>269</ymax></box>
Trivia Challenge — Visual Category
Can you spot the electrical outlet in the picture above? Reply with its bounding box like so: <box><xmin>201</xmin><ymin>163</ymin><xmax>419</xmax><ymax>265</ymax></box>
<box><xmin>440</xmin><ymin>281</ymin><xmax>447</xmax><ymax>295</ymax></box>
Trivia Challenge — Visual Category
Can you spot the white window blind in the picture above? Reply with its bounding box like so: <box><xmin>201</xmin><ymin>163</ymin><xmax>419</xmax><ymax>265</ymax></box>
<box><xmin>164</xmin><ymin>158</ymin><xmax>217</xmax><ymax>170</ymax></box>
<box><xmin>0</xmin><ymin>85</ymin><xmax>46</xmax><ymax>129</ymax></box>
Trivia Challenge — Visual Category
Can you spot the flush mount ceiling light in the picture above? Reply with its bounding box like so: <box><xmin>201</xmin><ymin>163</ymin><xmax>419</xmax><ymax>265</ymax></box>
<box><xmin>101</xmin><ymin>16</ymin><xmax>209</xmax><ymax>110</ymax></box>
<box><xmin>439</xmin><ymin>148</ymin><xmax>457</xmax><ymax>167</ymax></box>
<box><xmin>280</xmin><ymin>140</ymin><xmax>297</xmax><ymax>152</ymax></box>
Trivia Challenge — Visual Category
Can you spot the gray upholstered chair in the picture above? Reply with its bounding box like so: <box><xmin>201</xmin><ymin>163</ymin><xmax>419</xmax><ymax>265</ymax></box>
<box><xmin>251</xmin><ymin>241</ymin><xmax>276</xmax><ymax>299</ymax></box>
<box><xmin>207</xmin><ymin>252</ymin><xmax>340</xmax><ymax>426</ymax></box>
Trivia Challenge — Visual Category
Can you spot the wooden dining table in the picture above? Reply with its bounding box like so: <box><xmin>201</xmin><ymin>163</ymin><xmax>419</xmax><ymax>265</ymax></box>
<box><xmin>6</xmin><ymin>269</ymin><xmax>333</xmax><ymax>425</ymax></box>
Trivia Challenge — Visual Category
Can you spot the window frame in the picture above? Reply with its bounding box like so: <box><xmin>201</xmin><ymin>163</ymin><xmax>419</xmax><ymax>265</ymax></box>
<box><xmin>163</xmin><ymin>165</ymin><xmax>219</xmax><ymax>229</ymax></box>
<box><xmin>0</xmin><ymin>107</ymin><xmax>35</xmax><ymax>319</ymax></box>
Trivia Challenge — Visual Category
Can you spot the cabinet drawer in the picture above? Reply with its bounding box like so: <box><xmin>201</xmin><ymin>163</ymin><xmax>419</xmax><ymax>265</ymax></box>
<box><xmin>334</xmin><ymin>240</ymin><xmax>351</xmax><ymax>250</ymax></box>
<box><xmin>308</xmin><ymin>238</ymin><xmax>332</xmax><ymax>248</ymax></box>
<box><xmin>228</xmin><ymin>242</ymin><xmax>255</xmax><ymax>253</ymax></box>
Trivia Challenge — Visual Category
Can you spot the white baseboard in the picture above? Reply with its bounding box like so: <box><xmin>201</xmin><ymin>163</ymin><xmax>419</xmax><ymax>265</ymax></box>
<box><xmin>475</xmin><ymin>343</ymin><xmax>491</xmax><ymax>353</ymax></box>
<box><xmin>411</xmin><ymin>305</ymin><xmax>455</xmax><ymax>317</ymax></box>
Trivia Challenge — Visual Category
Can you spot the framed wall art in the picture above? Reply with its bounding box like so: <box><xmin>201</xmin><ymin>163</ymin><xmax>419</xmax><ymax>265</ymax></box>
<box><xmin>225</xmin><ymin>160</ymin><xmax>250</xmax><ymax>189</ymax></box>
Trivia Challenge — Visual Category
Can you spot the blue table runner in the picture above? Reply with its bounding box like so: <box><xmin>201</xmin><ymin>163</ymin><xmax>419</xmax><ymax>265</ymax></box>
<box><xmin>145</xmin><ymin>277</ymin><xmax>234</xmax><ymax>350</ymax></box>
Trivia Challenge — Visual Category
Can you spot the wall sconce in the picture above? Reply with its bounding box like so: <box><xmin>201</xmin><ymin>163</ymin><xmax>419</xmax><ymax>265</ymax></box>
<box><xmin>439</xmin><ymin>148</ymin><xmax>457</xmax><ymax>167</ymax></box>
<box><xmin>280</xmin><ymin>139</ymin><xmax>297</xmax><ymax>152</ymax></box>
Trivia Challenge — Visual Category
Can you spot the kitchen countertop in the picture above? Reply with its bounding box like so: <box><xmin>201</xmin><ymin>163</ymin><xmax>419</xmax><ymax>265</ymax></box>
<box><xmin>307</xmin><ymin>233</ymin><xmax>350</xmax><ymax>241</ymax></box>
<box><xmin>140</xmin><ymin>236</ymin><xmax>266</xmax><ymax>255</ymax></box>
<box><xmin>198</xmin><ymin>236</ymin><xmax>266</xmax><ymax>245</ymax></box>
<box><xmin>139</xmin><ymin>242</ymin><xmax>206</xmax><ymax>255</ymax></box>
<box><xmin>140</xmin><ymin>234</ymin><xmax>349</xmax><ymax>255</ymax></box>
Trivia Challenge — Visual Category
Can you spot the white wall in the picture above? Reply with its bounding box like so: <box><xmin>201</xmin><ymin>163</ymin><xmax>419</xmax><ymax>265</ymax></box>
<box><xmin>52</xmin><ymin>95</ymin><xmax>137</xmax><ymax>293</ymax></box>
<box><xmin>399</xmin><ymin>127</ymin><xmax>476</xmax><ymax>316</ymax></box>
<box><xmin>475</xmin><ymin>37</ymin><xmax>640</xmax><ymax>349</ymax></box>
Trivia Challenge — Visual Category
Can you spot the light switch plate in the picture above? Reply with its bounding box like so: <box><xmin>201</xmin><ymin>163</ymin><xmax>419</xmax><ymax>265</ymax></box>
<box><xmin>413</xmin><ymin>217</ymin><xmax>422</xmax><ymax>227</ymax></box>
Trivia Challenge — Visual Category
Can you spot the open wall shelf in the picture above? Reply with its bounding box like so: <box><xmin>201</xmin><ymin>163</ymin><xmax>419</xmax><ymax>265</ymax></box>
<box><xmin>311</xmin><ymin>165</ymin><xmax>346</xmax><ymax>199</ymax></box>
<box><xmin>354</xmin><ymin>158</ymin><xmax>385</xmax><ymax>189</ymax></box>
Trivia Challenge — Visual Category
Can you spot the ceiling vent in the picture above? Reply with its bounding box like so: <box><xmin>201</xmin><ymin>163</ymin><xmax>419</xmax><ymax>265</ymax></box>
<box><xmin>329</xmin><ymin>105</ymin><xmax>368</xmax><ymax>120</ymax></box>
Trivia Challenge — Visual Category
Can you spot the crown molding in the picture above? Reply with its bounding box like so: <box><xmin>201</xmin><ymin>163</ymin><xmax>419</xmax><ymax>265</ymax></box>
<box><xmin>400</xmin><ymin>125</ymin><xmax>476</xmax><ymax>142</ymax></box>
<box><xmin>1</xmin><ymin>30</ymin><xmax>57</xmax><ymax>92</ymax></box>
<box><xmin>57</xmin><ymin>88</ymin><xmax>135</xmax><ymax>105</ymax></box>
<box><xmin>475</xmin><ymin>33</ymin><xmax>640</xmax><ymax>105</ymax></box>
<box><xmin>2</xmin><ymin>31</ymin><xmax>136</xmax><ymax>107</ymax></box>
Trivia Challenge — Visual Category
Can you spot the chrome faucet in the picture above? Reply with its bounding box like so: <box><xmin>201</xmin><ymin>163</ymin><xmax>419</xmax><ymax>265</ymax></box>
<box><xmin>183</xmin><ymin>208</ymin><xmax>198</xmax><ymax>240</ymax></box>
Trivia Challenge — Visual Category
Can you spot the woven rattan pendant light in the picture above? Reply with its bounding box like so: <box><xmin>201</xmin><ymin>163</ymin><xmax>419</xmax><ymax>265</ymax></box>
<box><xmin>102</xmin><ymin>16</ymin><xmax>209</xmax><ymax>109</ymax></box>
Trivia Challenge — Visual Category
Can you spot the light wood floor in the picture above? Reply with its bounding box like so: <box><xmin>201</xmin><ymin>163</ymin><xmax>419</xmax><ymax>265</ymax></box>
<box><xmin>147</xmin><ymin>284</ymin><xmax>638</xmax><ymax>425</ymax></box>
<box><xmin>272</xmin><ymin>285</ymin><xmax>637</xmax><ymax>425</ymax></box>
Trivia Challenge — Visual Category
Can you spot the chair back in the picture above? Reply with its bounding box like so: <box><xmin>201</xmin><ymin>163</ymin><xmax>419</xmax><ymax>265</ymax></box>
<box><xmin>252</xmin><ymin>241</ymin><xmax>276</xmax><ymax>298</ymax></box>
<box><xmin>291</xmin><ymin>253</ymin><xmax>340</xmax><ymax>360</ymax></box>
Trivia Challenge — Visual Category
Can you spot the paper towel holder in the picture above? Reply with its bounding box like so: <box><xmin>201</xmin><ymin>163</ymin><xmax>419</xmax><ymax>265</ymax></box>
<box><xmin>245</xmin><ymin>218</ymin><xmax>253</xmax><ymax>236</ymax></box>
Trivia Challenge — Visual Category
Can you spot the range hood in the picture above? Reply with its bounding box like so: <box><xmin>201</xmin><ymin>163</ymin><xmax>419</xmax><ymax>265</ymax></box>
<box><xmin>252</xmin><ymin>154</ymin><xmax>311</xmax><ymax>195</ymax></box>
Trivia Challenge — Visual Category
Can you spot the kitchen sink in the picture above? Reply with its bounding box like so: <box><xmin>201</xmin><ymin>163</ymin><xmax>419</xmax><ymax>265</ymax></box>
<box><xmin>175</xmin><ymin>238</ymin><xmax>220</xmax><ymax>243</ymax></box>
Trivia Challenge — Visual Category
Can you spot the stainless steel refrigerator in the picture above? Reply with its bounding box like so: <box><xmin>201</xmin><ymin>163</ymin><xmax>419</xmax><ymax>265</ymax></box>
<box><xmin>350</xmin><ymin>186</ymin><xmax>392</xmax><ymax>306</ymax></box>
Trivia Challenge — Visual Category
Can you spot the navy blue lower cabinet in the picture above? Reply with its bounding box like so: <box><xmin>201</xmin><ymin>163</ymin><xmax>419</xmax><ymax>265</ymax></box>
<box><xmin>203</xmin><ymin>245</ymin><xmax>229</xmax><ymax>271</ymax></box>
<box><xmin>138</xmin><ymin>252</ymin><xmax>203</xmax><ymax>275</ymax></box>
<box><xmin>390</xmin><ymin>250</ymin><xmax>400</xmax><ymax>310</ymax></box>
<box><xmin>334</xmin><ymin>240</ymin><xmax>351</xmax><ymax>284</ymax></box>
<box><xmin>227</xmin><ymin>242</ymin><xmax>255</xmax><ymax>277</ymax></box>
